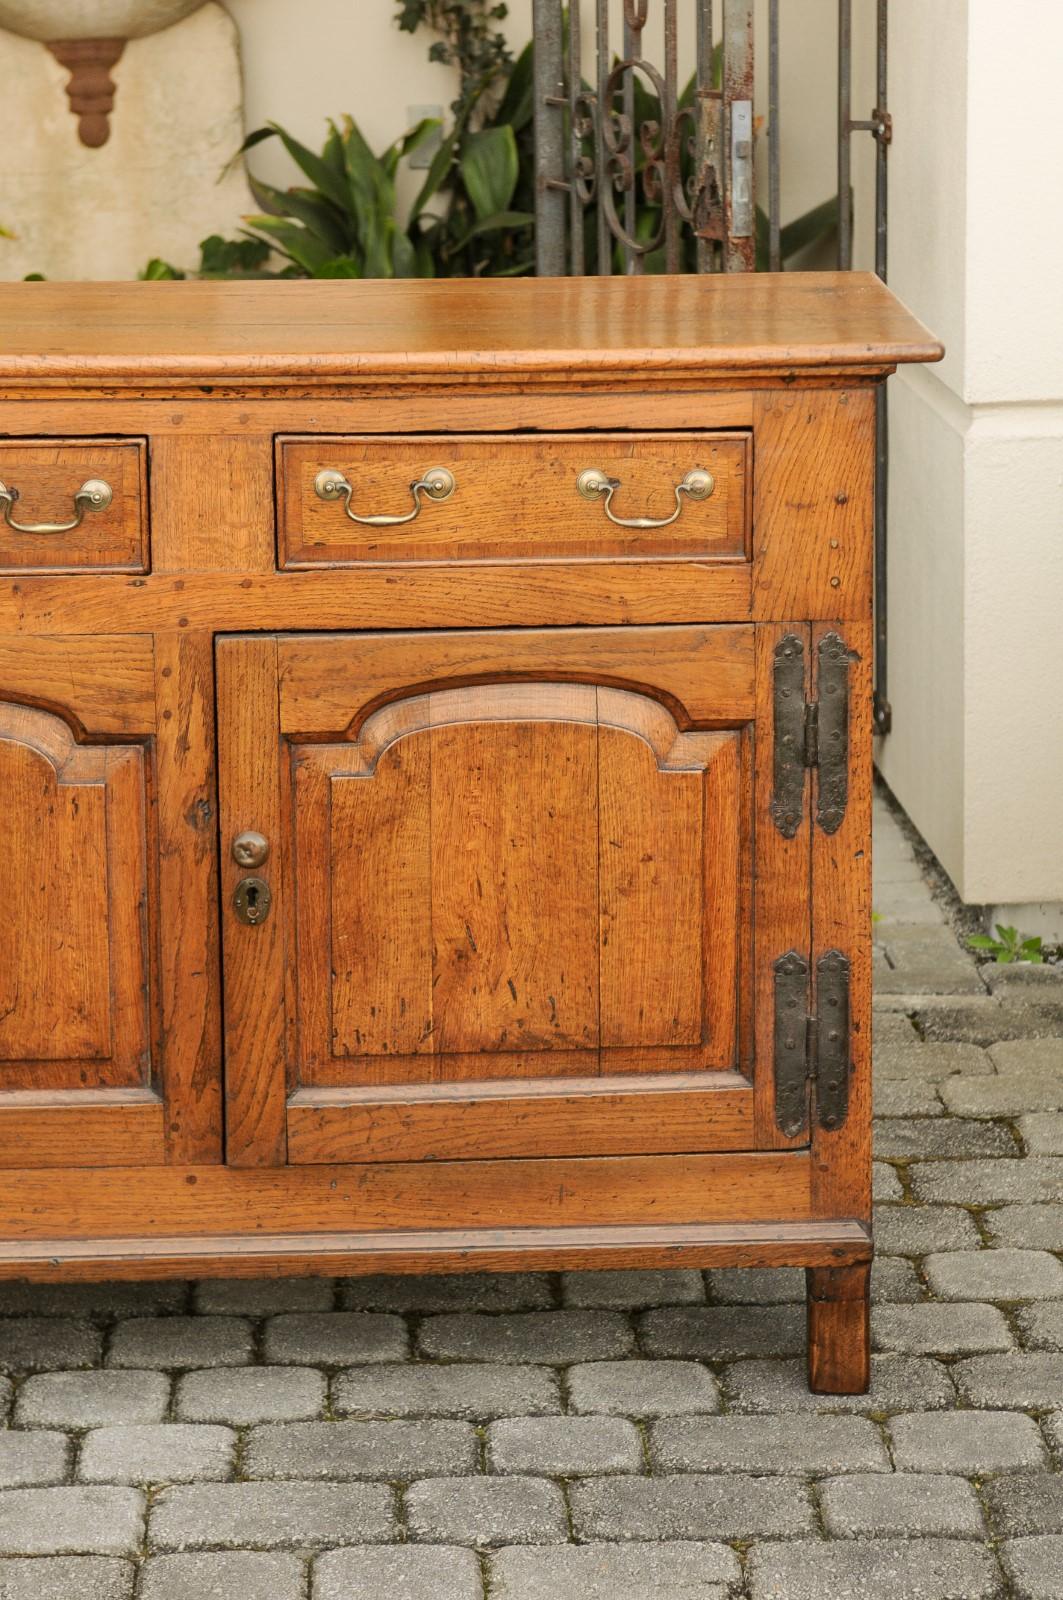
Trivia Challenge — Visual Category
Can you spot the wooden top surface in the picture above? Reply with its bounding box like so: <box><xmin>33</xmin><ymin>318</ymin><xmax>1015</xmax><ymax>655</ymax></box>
<box><xmin>0</xmin><ymin>271</ymin><xmax>941</xmax><ymax>391</ymax></box>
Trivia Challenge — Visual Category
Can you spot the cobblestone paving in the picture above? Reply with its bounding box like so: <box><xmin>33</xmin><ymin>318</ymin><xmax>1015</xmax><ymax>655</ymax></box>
<box><xmin>1</xmin><ymin>792</ymin><xmax>1061</xmax><ymax>1597</ymax></box>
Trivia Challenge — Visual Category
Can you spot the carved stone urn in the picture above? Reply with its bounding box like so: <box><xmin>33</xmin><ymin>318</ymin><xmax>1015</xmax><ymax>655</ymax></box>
<box><xmin>0</xmin><ymin>1</ymin><xmax>209</xmax><ymax>145</ymax></box>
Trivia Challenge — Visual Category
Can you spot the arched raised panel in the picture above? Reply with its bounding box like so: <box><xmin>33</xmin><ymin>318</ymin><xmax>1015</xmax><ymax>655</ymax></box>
<box><xmin>289</xmin><ymin>682</ymin><xmax>742</xmax><ymax>1085</ymax></box>
<box><xmin>0</xmin><ymin>702</ymin><xmax>151</xmax><ymax>1085</ymax></box>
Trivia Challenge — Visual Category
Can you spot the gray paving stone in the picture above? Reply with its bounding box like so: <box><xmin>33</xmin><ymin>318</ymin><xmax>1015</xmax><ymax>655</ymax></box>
<box><xmin>820</xmin><ymin>1473</ymin><xmax>985</xmax><ymax>1539</ymax></box>
<box><xmin>722</xmin><ymin>1355</ymin><xmax>956</xmax><ymax>1414</ymax></box>
<box><xmin>489</xmin><ymin>1542</ymin><xmax>739</xmax><ymax>1599</ymax></box>
<box><xmin>560</xmin><ymin>1270</ymin><xmax>704</xmax><ymax>1309</ymax></box>
<box><xmin>917</xmin><ymin>999</ymin><xmax>1063</xmax><ymax>1044</ymax></box>
<box><xmin>872</xmin><ymin>1302</ymin><xmax>1012</xmax><ymax>1355</ymax></box>
<box><xmin>941</xmin><ymin>1077</ymin><xmax>1063</xmax><ymax>1117</ymax></box>
<box><xmin>333</xmin><ymin>1362</ymin><xmax>560</xmax><ymax>1420</ymax></box>
<box><xmin>0</xmin><ymin>1557</ymin><xmax>133</xmax><ymax>1599</ymax></box>
<box><xmin>0</xmin><ymin>1486</ymin><xmax>144</xmax><ymax>1555</ymax></box>
<box><xmin>953</xmin><ymin>1352</ymin><xmax>1063</xmax><ymax>1408</ymax></box>
<box><xmin>983</xmin><ymin>1472</ymin><xmax>1063</xmax><ymax>1537</ymax></box>
<box><xmin>874</xmin><ymin>890</ymin><xmax>945</xmax><ymax>924</ymax></box>
<box><xmin>314</xmin><ymin>1546</ymin><xmax>482</xmax><ymax>1600</ymax></box>
<box><xmin>873</xmin><ymin>1013</ymin><xmax>921</xmax><ymax>1045</ymax></box>
<box><xmin>0</xmin><ymin>1378</ymin><xmax>12</xmax><ymax>1422</ymax></box>
<box><xmin>404</xmin><ymin>1476</ymin><xmax>566</xmax><ymax>1547</ymax></box>
<box><xmin>245</xmin><ymin>1419</ymin><xmax>476</xmax><ymax>1480</ymax></box>
<box><xmin>984</xmin><ymin>1205</ymin><xmax>1063</xmax><ymax>1249</ymax></box>
<box><xmin>149</xmin><ymin>1481</ymin><xmax>394</xmax><ymax>1550</ymax></box>
<box><xmin>874</xmin><ymin>1162</ymin><xmax>905</xmax><ymax>1201</ymax></box>
<box><xmin>747</xmin><ymin>1537</ymin><xmax>1003</xmax><ymax>1600</ymax></box>
<box><xmin>650</xmin><ymin>1414</ymin><xmax>889</xmax><ymax>1474</ymax></box>
<box><xmin>0</xmin><ymin>1319</ymin><xmax>101</xmax><ymax>1373</ymax></box>
<box><xmin>566</xmin><ymin>1359</ymin><xmax>721</xmax><ymax>1417</ymax></box>
<box><xmin>175</xmin><ymin>1367</ymin><xmax>324</xmax><ymax>1425</ymax></box>
<box><xmin>1045</xmin><ymin>1413</ymin><xmax>1063</xmax><ymax>1465</ymax></box>
<box><xmin>708</xmin><ymin>1267</ymin><xmax>804</xmax><ymax>1304</ymax></box>
<box><xmin>0</xmin><ymin>1283</ymin><xmax>187</xmax><ymax>1319</ymax></box>
<box><xmin>1021</xmin><ymin>1115</ymin><xmax>1063</xmax><ymax>1155</ymax></box>
<box><xmin>569</xmin><ymin>1474</ymin><xmax>814</xmax><ymax>1540</ymax></box>
<box><xmin>1001</xmin><ymin>1535</ymin><xmax>1063</xmax><ymax>1600</ymax></box>
<box><xmin>140</xmin><ymin>1551</ymin><xmax>306</xmax><ymax>1600</ymax></box>
<box><xmin>925</xmin><ymin>1247</ymin><xmax>1063</xmax><ymax>1302</ymax></box>
<box><xmin>1015</xmin><ymin>1303</ymin><xmax>1063</xmax><ymax>1351</ymax></box>
<box><xmin>985</xmin><ymin>967</ymin><xmax>1063</xmax><ymax>997</ymax></box>
<box><xmin>0</xmin><ymin>1431</ymin><xmax>69</xmax><ymax>1488</ymax></box>
<box><xmin>193</xmin><ymin>1278</ymin><xmax>335</xmax><ymax>1315</ymax></box>
<box><xmin>991</xmin><ymin>1040</ymin><xmax>1063</xmax><ymax>1074</ymax></box>
<box><xmin>911</xmin><ymin>1159</ymin><xmax>1063</xmax><ymax>1205</ymax></box>
<box><xmin>639</xmin><ymin>1304</ymin><xmax>805</xmax><ymax>1359</ymax></box>
<box><xmin>487</xmin><ymin>1416</ymin><xmax>641</xmax><ymax>1475</ymax></box>
<box><xmin>418</xmin><ymin>1310</ymin><xmax>633</xmax><ymax>1364</ymax></box>
<box><xmin>875</xmin><ymin>925</ymin><xmax>984</xmax><ymax>994</ymax></box>
<box><xmin>15</xmin><ymin>1371</ymin><xmax>170</xmax><ymax>1429</ymax></box>
<box><xmin>874</xmin><ymin>1081</ymin><xmax>945</xmax><ymax>1118</ymax></box>
<box><xmin>875</xmin><ymin>1117</ymin><xmax>1013</xmax><ymax>1158</ymax></box>
<box><xmin>107</xmin><ymin>1317</ymin><xmax>253</xmax><ymax>1370</ymax></box>
<box><xmin>890</xmin><ymin>1409</ymin><xmax>1047</xmax><ymax>1473</ymax></box>
<box><xmin>874</xmin><ymin>1043</ymin><xmax>993</xmax><ymax>1079</ymax></box>
<box><xmin>873</xmin><ymin>1205</ymin><xmax>983</xmax><ymax>1255</ymax></box>
<box><xmin>261</xmin><ymin>1312</ymin><xmax>408</xmax><ymax>1365</ymax></box>
<box><xmin>340</xmin><ymin>1273</ymin><xmax>553</xmax><ymax>1313</ymax></box>
<box><xmin>871</xmin><ymin>1257</ymin><xmax>924</xmax><ymax>1302</ymax></box>
<box><xmin>77</xmin><ymin>1425</ymin><xmax>235</xmax><ymax>1485</ymax></box>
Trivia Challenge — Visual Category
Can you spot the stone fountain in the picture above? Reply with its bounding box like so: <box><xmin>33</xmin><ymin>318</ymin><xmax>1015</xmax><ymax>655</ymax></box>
<box><xmin>0</xmin><ymin>0</ymin><xmax>254</xmax><ymax>279</ymax></box>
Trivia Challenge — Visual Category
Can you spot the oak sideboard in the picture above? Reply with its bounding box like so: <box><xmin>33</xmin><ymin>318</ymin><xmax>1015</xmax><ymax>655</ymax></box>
<box><xmin>0</xmin><ymin>273</ymin><xmax>940</xmax><ymax>1392</ymax></box>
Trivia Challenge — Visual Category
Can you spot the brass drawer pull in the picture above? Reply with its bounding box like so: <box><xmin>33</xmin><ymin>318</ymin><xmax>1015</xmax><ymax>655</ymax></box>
<box><xmin>0</xmin><ymin>477</ymin><xmax>113</xmax><ymax>535</ymax></box>
<box><xmin>576</xmin><ymin>466</ymin><xmax>715</xmax><ymax>529</ymax></box>
<box><xmin>314</xmin><ymin>466</ymin><xmax>455</xmax><ymax>527</ymax></box>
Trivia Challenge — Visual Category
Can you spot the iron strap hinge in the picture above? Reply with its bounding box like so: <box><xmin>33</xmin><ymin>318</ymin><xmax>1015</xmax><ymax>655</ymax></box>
<box><xmin>773</xmin><ymin>949</ymin><xmax>853</xmax><ymax>1138</ymax></box>
<box><xmin>770</xmin><ymin>632</ymin><xmax>852</xmax><ymax>838</ymax></box>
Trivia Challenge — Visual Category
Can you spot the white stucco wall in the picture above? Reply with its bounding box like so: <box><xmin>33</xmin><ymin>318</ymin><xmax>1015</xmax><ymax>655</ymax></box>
<box><xmin>881</xmin><ymin>0</ymin><xmax>1063</xmax><ymax>925</ymax></box>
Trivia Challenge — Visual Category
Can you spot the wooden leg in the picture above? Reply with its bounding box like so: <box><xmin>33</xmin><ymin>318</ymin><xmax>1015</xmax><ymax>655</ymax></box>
<box><xmin>806</xmin><ymin>1263</ymin><xmax>871</xmax><ymax>1394</ymax></box>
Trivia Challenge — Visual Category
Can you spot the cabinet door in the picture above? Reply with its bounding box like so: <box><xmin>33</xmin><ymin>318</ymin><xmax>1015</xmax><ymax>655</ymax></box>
<box><xmin>217</xmin><ymin>626</ymin><xmax>811</xmax><ymax>1167</ymax></box>
<box><xmin>0</xmin><ymin>634</ymin><xmax>220</xmax><ymax>1168</ymax></box>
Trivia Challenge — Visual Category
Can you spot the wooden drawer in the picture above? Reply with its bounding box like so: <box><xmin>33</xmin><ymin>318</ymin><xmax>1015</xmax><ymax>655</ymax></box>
<box><xmin>0</xmin><ymin>438</ymin><xmax>148</xmax><ymax>574</ymax></box>
<box><xmin>276</xmin><ymin>432</ymin><xmax>750</xmax><ymax>567</ymax></box>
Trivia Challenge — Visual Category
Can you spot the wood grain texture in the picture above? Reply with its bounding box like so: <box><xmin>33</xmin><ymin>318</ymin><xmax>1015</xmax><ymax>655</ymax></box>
<box><xmin>0</xmin><ymin>275</ymin><xmax>941</xmax><ymax>391</ymax></box>
<box><xmin>810</xmin><ymin>618</ymin><xmax>873</xmax><ymax>1223</ymax></box>
<box><xmin>215</xmin><ymin>635</ymin><xmax>288</xmax><ymax>1166</ymax></box>
<box><xmin>752</xmin><ymin>389</ymin><xmax>876</xmax><ymax>622</ymax></box>
<box><xmin>0</xmin><ymin>633</ymin><xmax>155</xmax><ymax>734</ymax></box>
<box><xmin>0</xmin><ymin>1092</ymin><xmax>163</xmax><ymax>1168</ymax></box>
<box><xmin>153</xmin><ymin>631</ymin><xmax>223</xmax><ymax>1164</ymax></box>
<box><xmin>287</xmin><ymin>1074</ymin><xmax>753</xmax><ymax>1164</ymax></box>
<box><xmin>150</xmin><ymin>433</ymin><xmax>274</xmax><ymax>573</ymax></box>
<box><xmin>807</xmin><ymin>1263</ymin><xmax>871</xmax><ymax>1394</ymax></box>
<box><xmin>278</xmin><ymin>626</ymin><xmax>755</xmax><ymax>734</ymax></box>
<box><xmin>0</xmin><ymin>439</ymin><xmax>146</xmax><ymax>572</ymax></box>
<box><xmin>0</xmin><ymin>1220</ymin><xmax>872</xmax><ymax>1281</ymax></box>
<box><xmin>753</xmin><ymin>624</ymin><xmax>813</xmax><ymax>1148</ymax></box>
<box><xmin>278</xmin><ymin>433</ymin><xmax>749</xmax><ymax>565</ymax></box>
<box><xmin>0</xmin><ymin>1151</ymin><xmax>814</xmax><ymax>1236</ymax></box>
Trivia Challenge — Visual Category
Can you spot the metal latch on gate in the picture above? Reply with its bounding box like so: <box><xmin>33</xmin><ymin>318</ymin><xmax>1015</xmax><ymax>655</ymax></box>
<box><xmin>773</xmin><ymin>949</ymin><xmax>852</xmax><ymax>1137</ymax></box>
<box><xmin>770</xmin><ymin>632</ymin><xmax>852</xmax><ymax>838</ymax></box>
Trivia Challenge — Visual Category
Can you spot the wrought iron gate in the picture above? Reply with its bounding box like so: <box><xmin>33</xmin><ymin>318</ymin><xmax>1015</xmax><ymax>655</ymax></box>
<box><xmin>531</xmin><ymin>0</ymin><xmax>893</xmax><ymax>729</ymax></box>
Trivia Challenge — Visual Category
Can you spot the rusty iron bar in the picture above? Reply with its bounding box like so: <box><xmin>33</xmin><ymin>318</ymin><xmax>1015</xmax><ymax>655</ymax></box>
<box><xmin>568</xmin><ymin>0</ymin><xmax>585</xmax><ymax>275</ymax></box>
<box><xmin>838</xmin><ymin>0</ymin><xmax>852</xmax><ymax>269</ymax></box>
<box><xmin>532</xmin><ymin>0</ymin><xmax>567</xmax><ymax>275</ymax></box>
<box><xmin>723</xmin><ymin>0</ymin><xmax>755</xmax><ymax>272</ymax></box>
<box><xmin>873</xmin><ymin>0</ymin><xmax>890</xmax><ymax>732</ymax></box>
<box><xmin>694</xmin><ymin>0</ymin><xmax>716</xmax><ymax>272</ymax></box>
<box><xmin>768</xmin><ymin>0</ymin><xmax>780</xmax><ymax>271</ymax></box>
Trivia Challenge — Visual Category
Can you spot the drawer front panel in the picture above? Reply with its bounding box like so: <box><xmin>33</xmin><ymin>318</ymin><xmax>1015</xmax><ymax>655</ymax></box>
<box><xmin>276</xmin><ymin>432</ymin><xmax>749</xmax><ymax>567</ymax></box>
<box><xmin>0</xmin><ymin>439</ymin><xmax>147</xmax><ymax>573</ymax></box>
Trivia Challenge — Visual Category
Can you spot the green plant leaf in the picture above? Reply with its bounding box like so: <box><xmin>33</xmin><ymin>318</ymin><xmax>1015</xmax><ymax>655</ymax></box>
<box><xmin>968</xmin><ymin>935</ymin><xmax>1000</xmax><ymax>951</ymax></box>
<box><xmin>245</xmin><ymin>122</ymin><xmax>351</xmax><ymax>211</ymax></box>
<box><xmin>249</xmin><ymin>177</ymin><xmax>351</xmax><ymax>254</ymax></box>
<box><xmin>241</xmin><ymin>216</ymin><xmax>334</xmax><ymax>275</ymax></box>
<box><xmin>461</xmin><ymin>125</ymin><xmax>519</xmax><ymax>224</ymax></box>
<box><xmin>314</xmin><ymin>256</ymin><xmax>363</xmax><ymax>278</ymax></box>
<box><xmin>995</xmin><ymin>925</ymin><xmax>1019</xmax><ymax>945</ymax></box>
<box><xmin>139</xmin><ymin>257</ymin><xmax>184</xmax><ymax>280</ymax></box>
<box><xmin>446</xmin><ymin>208</ymin><xmax>534</xmax><ymax>254</ymax></box>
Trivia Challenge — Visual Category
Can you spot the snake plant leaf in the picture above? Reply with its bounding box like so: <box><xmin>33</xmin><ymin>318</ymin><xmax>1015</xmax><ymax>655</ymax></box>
<box><xmin>461</xmin><ymin>125</ymin><xmax>519</xmax><ymax>224</ymax></box>
<box><xmin>240</xmin><ymin>216</ymin><xmax>337</xmax><ymax>275</ymax></box>
<box><xmin>247</xmin><ymin>177</ymin><xmax>351</xmax><ymax>256</ymax></box>
<box><xmin>238</xmin><ymin>122</ymin><xmax>350</xmax><ymax>211</ymax></box>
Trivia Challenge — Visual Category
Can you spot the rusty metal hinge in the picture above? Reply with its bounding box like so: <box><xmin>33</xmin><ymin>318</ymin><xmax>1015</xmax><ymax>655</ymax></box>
<box><xmin>770</xmin><ymin>633</ymin><xmax>852</xmax><ymax>838</ymax></box>
<box><xmin>773</xmin><ymin>949</ymin><xmax>853</xmax><ymax>1137</ymax></box>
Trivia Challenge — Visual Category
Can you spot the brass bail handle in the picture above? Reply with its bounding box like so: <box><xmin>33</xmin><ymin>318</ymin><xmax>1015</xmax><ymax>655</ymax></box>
<box><xmin>576</xmin><ymin>466</ymin><xmax>715</xmax><ymax>529</ymax></box>
<box><xmin>314</xmin><ymin>466</ymin><xmax>455</xmax><ymax>527</ymax></box>
<box><xmin>0</xmin><ymin>477</ymin><xmax>113</xmax><ymax>536</ymax></box>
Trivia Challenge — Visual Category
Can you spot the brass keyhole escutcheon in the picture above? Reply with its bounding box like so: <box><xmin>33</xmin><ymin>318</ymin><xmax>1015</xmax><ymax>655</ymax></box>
<box><xmin>233</xmin><ymin>875</ymin><xmax>272</xmax><ymax>926</ymax></box>
<box><xmin>232</xmin><ymin>830</ymin><xmax>269</xmax><ymax>868</ymax></box>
